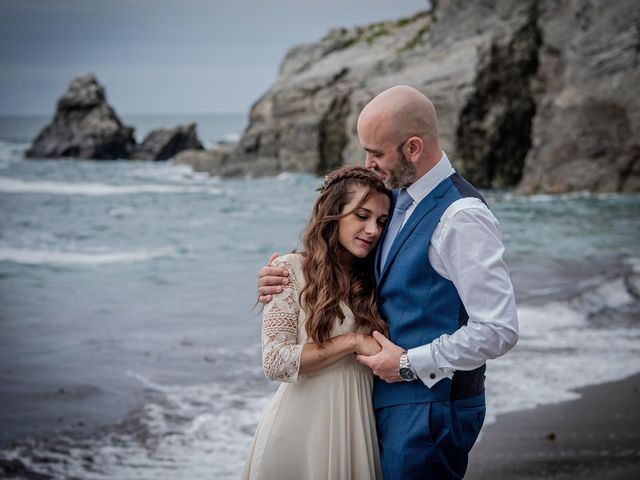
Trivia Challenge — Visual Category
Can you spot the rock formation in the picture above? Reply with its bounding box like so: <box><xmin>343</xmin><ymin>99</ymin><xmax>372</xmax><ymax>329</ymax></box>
<box><xmin>130</xmin><ymin>123</ymin><xmax>204</xmax><ymax>161</ymax></box>
<box><xmin>518</xmin><ymin>0</ymin><xmax>640</xmax><ymax>193</ymax></box>
<box><xmin>211</xmin><ymin>0</ymin><xmax>639</xmax><ymax>193</ymax></box>
<box><xmin>25</xmin><ymin>73</ymin><xmax>135</xmax><ymax>160</ymax></box>
<box><xmin>174</xmin><ymin>146</ymin><xmax>234</xmax><ymax>174</ymax></box>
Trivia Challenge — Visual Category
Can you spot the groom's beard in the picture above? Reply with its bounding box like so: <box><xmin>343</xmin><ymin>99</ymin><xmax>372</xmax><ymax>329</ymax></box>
<box><xmin>384</xmin><ymin>151</ymin><xmax>416</xmax><ymax>190</ymax></box>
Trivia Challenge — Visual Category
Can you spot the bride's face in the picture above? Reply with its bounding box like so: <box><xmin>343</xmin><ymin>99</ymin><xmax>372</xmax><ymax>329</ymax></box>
<box><xmin>337</xmin><ymin>185</ymin><xmax>390</xmax><ymax>259</ymax></box>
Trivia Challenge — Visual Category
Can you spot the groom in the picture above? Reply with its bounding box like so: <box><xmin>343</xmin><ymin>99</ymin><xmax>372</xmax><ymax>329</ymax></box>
<box><xmin>258</xmin><ymin>85</ymin><xmax>518</xmax><ymax>479</ymax></box>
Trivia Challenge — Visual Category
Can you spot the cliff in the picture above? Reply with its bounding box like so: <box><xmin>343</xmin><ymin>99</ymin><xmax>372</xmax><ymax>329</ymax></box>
<box><xmin>207</xmin><ymin>0</ymin><xmax>639</xmax><ymax>193</ymax></box>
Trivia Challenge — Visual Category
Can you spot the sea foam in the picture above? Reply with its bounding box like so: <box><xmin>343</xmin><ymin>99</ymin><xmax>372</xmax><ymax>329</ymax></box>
<box><xmin>0</xmin><ymin>177</ymin><xmax>221</xmax><ymax>196</ymax></box>
<box><xmin>0</xmin><ymin>247</ymin><xmax>178</xmax><ymax>266</ymax></box>
<box><xmin>0</xmin><ymin>371</ymin><xmax>270</xmax><ymax>480</ymax></box>
<box><xmin>484</xmin><ymin>263</ymin><xmax>640</xmax><ymax>426</ymax></box>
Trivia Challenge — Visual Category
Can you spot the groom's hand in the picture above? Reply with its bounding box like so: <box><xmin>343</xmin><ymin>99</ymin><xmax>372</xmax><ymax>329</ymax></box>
<box><xmin>257</xmin><ymin>252</ymin><xmax>289</xmax><ymax>303</ymax></box>
<box><xmin>355</xmin><ymin>331</ymin><xmax>404</xmax><ymax>383</ymax></box>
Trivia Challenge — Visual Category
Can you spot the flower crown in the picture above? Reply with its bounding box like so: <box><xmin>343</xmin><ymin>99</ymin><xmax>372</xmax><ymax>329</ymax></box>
<box><xmin>315</xmin><ymin>175</ymin><xmax>330</xmax><ymax>193</ymax></box>
<box><xmin>314</xmin><ymin>167</ymin><xmax>382</xmax><ymax>194</ymax></box>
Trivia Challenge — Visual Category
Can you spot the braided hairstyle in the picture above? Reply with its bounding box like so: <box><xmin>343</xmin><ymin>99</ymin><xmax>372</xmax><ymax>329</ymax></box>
<box><xmin>300</xmin><ymin>166</ymin><xmax>391</xmax><ymax>345</ymax></box>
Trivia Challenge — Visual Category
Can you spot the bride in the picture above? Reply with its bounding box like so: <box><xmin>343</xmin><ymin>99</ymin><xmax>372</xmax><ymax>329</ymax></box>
<box><xmin>242</xmin><ymin>166</ymin><xmax>391</xmax><ymax>480</ymax></box>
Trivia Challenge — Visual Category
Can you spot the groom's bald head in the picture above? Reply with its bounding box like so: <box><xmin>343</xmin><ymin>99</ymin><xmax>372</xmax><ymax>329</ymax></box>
<box><xmin>358</xmin><ymin>85</ymin><xmax>439</xmax><ymax>152</ymax></box>
<box><xmin>357</xmin><ymin>86</ymin><xmax>442</xmax><ymax>182</ymax></box>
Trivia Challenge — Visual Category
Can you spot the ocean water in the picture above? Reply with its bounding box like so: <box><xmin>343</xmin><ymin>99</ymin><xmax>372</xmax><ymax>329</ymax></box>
<box><xmin>0</xmin><ymin>115</ymin><xmax>639</xmax><ymax>479</ymax></box>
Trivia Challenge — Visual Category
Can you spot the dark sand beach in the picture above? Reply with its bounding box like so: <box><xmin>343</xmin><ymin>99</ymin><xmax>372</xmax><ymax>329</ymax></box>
<box><xmin>467</xmin><ymin>374</ymin><xmax>640</xmax><ymax>480</ymax></box>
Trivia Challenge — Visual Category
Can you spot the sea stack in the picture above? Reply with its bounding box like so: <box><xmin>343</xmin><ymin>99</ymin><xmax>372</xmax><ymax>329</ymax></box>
<box><xmin>130</xmin><ymin>123</ymin><xmax>204</xmax><ymax>161</ymax></box>
<box><xmin>25</xmin><ymin>73</ymin><xmax>135</xmax><ymax>160</ymax></box>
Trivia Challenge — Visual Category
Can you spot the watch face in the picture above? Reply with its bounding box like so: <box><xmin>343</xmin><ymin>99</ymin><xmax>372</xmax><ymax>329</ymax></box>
<box><xmin>399</xmin><ymin>367</ymin><xmax>415</xmax><ymax>381</ymax></box>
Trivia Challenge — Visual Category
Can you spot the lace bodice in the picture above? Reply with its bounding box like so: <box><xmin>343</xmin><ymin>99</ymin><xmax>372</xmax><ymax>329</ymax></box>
<box><xmin>262</xmin><ymin>253</ymin><xmax>362</xmax><ymax>383</ymax></box>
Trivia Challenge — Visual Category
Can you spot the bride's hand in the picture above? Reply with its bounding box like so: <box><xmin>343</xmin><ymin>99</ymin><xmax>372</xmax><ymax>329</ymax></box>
<box><xmin>354</xmin><ymin>333</ymin><xmax>382</xmax><ymax>356</ymax></box>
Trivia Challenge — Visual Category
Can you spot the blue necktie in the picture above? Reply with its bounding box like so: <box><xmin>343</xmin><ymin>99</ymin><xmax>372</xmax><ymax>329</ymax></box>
<box><xmin>379</xmin><ymin>189</ymin><xmax>413</xmax><ymax>268</ymax></box>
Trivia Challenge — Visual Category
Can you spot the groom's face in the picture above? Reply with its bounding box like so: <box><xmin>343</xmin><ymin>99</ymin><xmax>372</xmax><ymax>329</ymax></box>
<box><xmin>361</xmin><ymin>138</ymin><xmax>415</xmax><ymax>189</ymax></box>
<box><xmin>359</xmin><ymin>134</ymin><xmax>394</xmax><ymax>185</ymax></box>
<box><xmin>358</xmin><ymin>113</ymin><xmax>415</xmax><ymax>189</ymax></box>
<box><xmin>383</xmin><ymin>145</ymin><xmax>417</xmax><ymax>189</ymax></box>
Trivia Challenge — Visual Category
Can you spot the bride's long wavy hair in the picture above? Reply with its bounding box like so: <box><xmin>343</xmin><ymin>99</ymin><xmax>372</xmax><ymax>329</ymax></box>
<box><xmin>300</xmin><ymin>166</ymin><xmax>391</xmax><ymax>345</ymax></box>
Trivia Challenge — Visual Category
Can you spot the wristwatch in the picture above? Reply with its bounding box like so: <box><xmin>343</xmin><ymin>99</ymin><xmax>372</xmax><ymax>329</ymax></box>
<box><xmin>398</xmin><ymin>351</ymin><xmax>417</xmax><ymax>381</ymax></box>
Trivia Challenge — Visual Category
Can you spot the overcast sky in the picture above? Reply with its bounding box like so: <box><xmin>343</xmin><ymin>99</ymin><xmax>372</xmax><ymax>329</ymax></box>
<box><xmin>0</xmin><ymin>0</ymin><xmax>427</xmax><ymax>115</ymax></box>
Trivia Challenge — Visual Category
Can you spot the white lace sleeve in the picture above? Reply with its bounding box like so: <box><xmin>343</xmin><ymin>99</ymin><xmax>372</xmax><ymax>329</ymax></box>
<box><xmin>262</xmin><ymin>255</ymin><xmax>304</xmax><ymax>383</ymax></box>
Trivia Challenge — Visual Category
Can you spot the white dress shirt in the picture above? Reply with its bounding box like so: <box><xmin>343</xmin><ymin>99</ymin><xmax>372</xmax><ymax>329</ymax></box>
<box><xmin>400</xmin><ymin>153</ymin><xmax>519</xmax><ymax>388</ymax></box>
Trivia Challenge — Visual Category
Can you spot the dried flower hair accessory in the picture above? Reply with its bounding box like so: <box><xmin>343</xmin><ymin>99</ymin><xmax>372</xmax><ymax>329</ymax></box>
<box><xmin>315</xmin><ymin>175</ymin><xmax>330</xmax><ymax>192</ymax></box>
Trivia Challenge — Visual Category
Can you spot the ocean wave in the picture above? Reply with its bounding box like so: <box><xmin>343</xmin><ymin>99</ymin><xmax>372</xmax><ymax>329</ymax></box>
<box><xmin>127</xmin><ymin>163</ymin><xmax>216</xmax><ymax>183</ymax></box>
<box><xmin>485</xmin><ymin>324</ymin><xmax>640</xmax><ymax>426</ymax></box>
<box><xmin>500</xmin><ymin>190</ymin><xmax>640</xmax><ymax>202</ymax></box>
<box><xmin>0</xmin><ymin>372</ymin><xmax>270</xmax><ymax>480</ymax></box>
<box><xmin>518</xmin><ymin>260</ymin><xmax>639</xmax><ymax>332</ymax></box>
<box><xmin>0</xmin><ymin>247</ymin><xmax>178</xmax><ymax>266</ymax></box>
<box><xmin>0</xmin><ymin>140</ymin><xmax>28</xmax><ymax>163</ymax></box>
<box><xmin>0</xmin><ymin>177</ymin><xmax>222</xmax><ymax>196</ymax></box>
<box><xmin>482</xmin><ymin>261</ymin><xmax>640</xmax><ymax>425</ymax></box>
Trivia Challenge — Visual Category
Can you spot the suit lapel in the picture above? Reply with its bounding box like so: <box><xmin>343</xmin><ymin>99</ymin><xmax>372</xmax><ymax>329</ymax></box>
<box><xmin>377</xmin><ymin>195</ymin><xmax>437</xmax><ymax>285</ymax></box>
<box><xmin>377</xmin><ymin>178</ymin><xmax>455</xmax><ymax>287</ymax></box>
<box><xmin>375</xmin><ymin>189</ymin><xmax>398</xmax><ymax>281</ymax></box>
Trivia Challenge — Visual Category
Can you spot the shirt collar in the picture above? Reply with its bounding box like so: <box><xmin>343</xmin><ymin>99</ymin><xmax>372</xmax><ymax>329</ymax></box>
<box><xmin>405</xmin><ymin>151</ymin><xmax>455</xmax><ymax>205</ymax></box>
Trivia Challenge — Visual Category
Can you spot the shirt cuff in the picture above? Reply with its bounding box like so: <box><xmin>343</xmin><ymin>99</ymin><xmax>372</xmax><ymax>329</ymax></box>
<box><xmin>407</xmin><ymin>344</ymin><xmax>454</xmax><ymax>388</ymax></box>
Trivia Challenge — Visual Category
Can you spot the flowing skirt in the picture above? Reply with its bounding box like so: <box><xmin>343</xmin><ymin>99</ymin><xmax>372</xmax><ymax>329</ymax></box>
<box><xmin>242</xmin><ymin>357</ymin><xmax>382</xmax><ymax>480</ymax></box>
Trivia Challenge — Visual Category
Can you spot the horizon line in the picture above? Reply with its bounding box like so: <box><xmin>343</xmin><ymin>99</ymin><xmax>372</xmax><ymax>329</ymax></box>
<box><xmin>0</xmin><ymin>111</ymin><xmax>248</xmax><ymax>118</ymax></box>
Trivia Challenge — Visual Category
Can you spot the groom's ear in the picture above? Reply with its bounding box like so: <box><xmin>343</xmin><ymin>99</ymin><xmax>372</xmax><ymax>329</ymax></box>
<box><xmin>406</xmin><ymin>136</ymin><xmax>424</xmax><ymax>163</ymax></box>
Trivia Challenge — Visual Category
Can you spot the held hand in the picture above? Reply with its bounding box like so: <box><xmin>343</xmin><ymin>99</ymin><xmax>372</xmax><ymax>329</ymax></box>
<box><xmin>257</xmin><ymin>252</ymin><xmax>289</xmax><ymax>303</ymax></box>
<box><xmin>355</xmin><ymin>331</ymin><xmax>404</xmax><ymax>383</ymax></box>
<box><xmin>354</xmin><ymin>333</ymin><xmax>382</xmax><ymax>357</ymax></box>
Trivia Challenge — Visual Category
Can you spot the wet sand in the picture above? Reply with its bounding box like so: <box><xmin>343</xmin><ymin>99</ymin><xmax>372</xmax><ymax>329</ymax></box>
<box><xmin>467</xmin><ymin>374</ymin><xmax>640</xmax><ymax>479</ymax></box>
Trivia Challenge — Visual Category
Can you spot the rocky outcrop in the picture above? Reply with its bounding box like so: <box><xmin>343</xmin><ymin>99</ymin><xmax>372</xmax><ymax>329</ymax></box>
<box><xmin>227</xmin><ymin>12</ymin><xmax>436</xmax><ymax>177</ymax></box>
<box><xmin>25</xmin><ymin>73</ymin><xmax>135</xmax><ymax>160</ymax></box>
<box><xmin>220</xmin><ymin>0</ymin><xmax>639</xmax><ymax>193</ymax></box>
<box><xmin>130</xmin><ymin>123</ymin><xmax>204</xmax><ymax>161</ymax></box>
<box><xmin>26</xmin><ymin>75</ymin><xmax>205</xmax><ymax>162</ymax></box>
<box><xmin>173</xmin><ymin>146</ymin><xmax>233</xmax><ymax>174</ymax></box>
<box><xmin>518</xmin><ymin>0</ymin><xmax>640</xmax><ymax>193</ymax></box>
